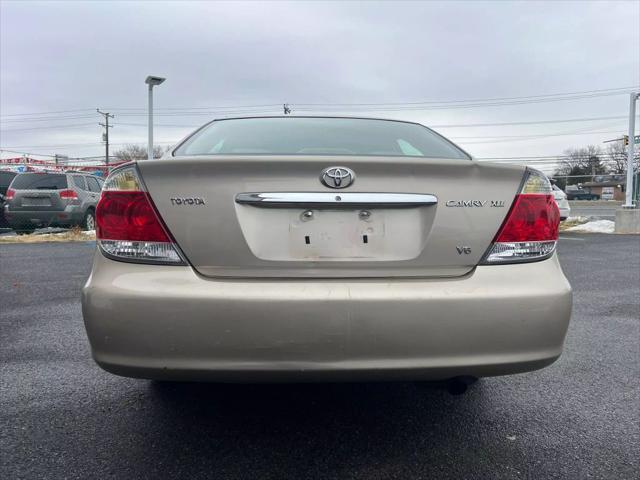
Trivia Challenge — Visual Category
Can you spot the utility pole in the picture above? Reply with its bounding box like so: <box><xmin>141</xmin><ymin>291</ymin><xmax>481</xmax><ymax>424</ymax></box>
<box><xmin>97</xmin><ymin>109</ymin><xmax>114</xmax><ymax>166</ymax></box>
<box><xmin>614</xmin><ymin>92</ymin><xmax>640</xmax><ymax>233</ymax></box>
<box><xmin>623</xmin><ymin>92</ymin><xmax>638</xmax><ymax>208</ymax></box>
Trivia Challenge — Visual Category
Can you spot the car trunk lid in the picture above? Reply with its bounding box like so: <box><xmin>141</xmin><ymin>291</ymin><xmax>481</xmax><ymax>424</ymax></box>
<box><xmin>137</xmin><ymin>156</ymin><xmax>525</xmax><ymax>278</ymax></box>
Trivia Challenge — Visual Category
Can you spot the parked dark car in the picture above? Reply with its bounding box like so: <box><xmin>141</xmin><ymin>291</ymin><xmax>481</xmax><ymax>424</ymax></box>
<box><xmin>565</xmin><ymin>189</ymin><xmax>600</xmax><ymax>201</ymax></box>
<box><xmin>0</xmin><ymin>170</ymin><xmax>18</xmax><ymax>228</ymax></box>
<box><xmin>4</xmin><ymin>172</ymin><xmax>104</xmax><ymax>233</ymax></box>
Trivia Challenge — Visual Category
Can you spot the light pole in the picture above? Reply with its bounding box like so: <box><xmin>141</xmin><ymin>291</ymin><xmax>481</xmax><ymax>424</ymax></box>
<box><xmin>623</xmin><ymin>92</ymin><xmax>638</xmax><ymax>208</ymax></box>
<box><xmin>145</xmin><ymin>75</ymin><xmax>166</xmax><ymax>160</ymax></box>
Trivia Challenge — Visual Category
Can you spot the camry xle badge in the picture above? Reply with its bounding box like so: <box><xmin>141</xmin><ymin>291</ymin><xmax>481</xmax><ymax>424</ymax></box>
<box><xmin>446</xmin><ymin>200</ymin><xmax>505</xmax><ymax>207</ymax></box>
<box><xmin>170</xmin><ymin>197</ymin><xmax>206</xmax><ymax>205</ymax></box>
<box><xmin>446</xmin><ymin>200</ymin><xmax>486</xmax><ymax>207</ymax></box>
<box><xmin>320</xmin><ymin>166</ymin><xmax>355</xmax><ymax>189</ymax></box>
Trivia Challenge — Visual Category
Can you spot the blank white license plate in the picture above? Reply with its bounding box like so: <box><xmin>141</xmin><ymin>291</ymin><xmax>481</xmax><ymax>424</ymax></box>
<box><xmin>236</xmin><ymin>206</ymin><xmax>428</xmax><ymax>262</ymax></box>
<box><xmin>289</xmin><ymin>209</ymin><xmax>384</xmax><ymax>258</ymax></box>
<box><xmin>22</xmin><ymin>197</ymin><xmax>51</xmax><ymax>207</ymax></box>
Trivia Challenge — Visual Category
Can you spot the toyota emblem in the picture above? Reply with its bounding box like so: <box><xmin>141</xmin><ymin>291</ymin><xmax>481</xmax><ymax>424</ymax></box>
<box><xmin>320</xmin><ymin>166</ymin><xmax>355</xmax><ymax>189</ymax></box>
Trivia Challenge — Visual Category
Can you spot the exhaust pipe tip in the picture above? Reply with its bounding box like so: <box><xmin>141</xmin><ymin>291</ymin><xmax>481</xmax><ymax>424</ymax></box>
<box><xmin>447</xmin><ymin>376</ymin><xmax>478</xmax><ymax>395</ymax></box>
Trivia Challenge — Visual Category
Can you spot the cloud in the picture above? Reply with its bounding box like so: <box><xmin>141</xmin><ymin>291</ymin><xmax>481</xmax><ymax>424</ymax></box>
<box><xmin>1</xmin><ymin>0</ymin><xmax>638</xmax><ymax>159</ymax></box>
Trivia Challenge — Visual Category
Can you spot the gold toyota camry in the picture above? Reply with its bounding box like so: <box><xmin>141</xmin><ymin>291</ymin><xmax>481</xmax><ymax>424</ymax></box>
<box><xmin>81</xmin><ymin>116</ymin><xmax>572</xmax><ymax>389</ymax></box>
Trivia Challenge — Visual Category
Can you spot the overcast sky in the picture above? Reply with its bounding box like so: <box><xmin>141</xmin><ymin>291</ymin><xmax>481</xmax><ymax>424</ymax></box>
<box><xmin>1</xmin><ymin>0</ymin><xmax>639</xmax><ymax>164</ymax></box>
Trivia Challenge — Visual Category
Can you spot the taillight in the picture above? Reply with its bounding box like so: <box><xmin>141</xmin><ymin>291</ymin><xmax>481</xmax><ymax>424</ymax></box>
<box><xmin>59</xmin><ymin>189</ymin><xmax>78</xmax><ymax>200</ymax></box>
<box><xmin>96</xmin><ymin>165</ymin><xmax>185</xmax><ymax>264</ymax></box>
<box><xmin>5</xmin><ymin>188</ymin><xmax>15</xmax><ymax>200</ymax></box>
<box><xmin>482</xmin><ymin>168</ymin><xmax>559</xmax><ymax>264</ymax></box>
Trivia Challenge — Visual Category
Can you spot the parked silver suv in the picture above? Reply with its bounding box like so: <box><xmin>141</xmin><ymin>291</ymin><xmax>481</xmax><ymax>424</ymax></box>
<box><xmin>4</xmin><ymin>172</ymin><xmax>104</xmax><ymax>233</ymax></box>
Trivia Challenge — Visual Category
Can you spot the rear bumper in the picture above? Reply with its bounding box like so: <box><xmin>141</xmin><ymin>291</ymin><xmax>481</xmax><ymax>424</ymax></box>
<box><xmin>5</xmin><ymin>208</ymin><xmax>83</xmax><ymax>229</ymax></box>
<box><xmin>82</xmin><ymin>252</ymin><xmax>572</xmax><ymax>382</ymax></box>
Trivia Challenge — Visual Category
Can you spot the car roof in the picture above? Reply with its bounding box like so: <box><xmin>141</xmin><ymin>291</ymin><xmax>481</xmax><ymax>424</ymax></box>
<box><xmin>207</xmin><ymin>115</ymin><xmax>427</xmax><ymax>128</ymax></box>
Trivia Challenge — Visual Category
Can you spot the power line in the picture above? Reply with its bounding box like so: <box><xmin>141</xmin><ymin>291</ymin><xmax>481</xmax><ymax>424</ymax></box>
<box><xmin>452</xmin><ymin>130</ymin><xmax>623</xmax><ymax>140</ymax></box>
<box><xmin>293</xmin><ymin>86</ymin><xmax>640</xmax><ymax>107</ymax></box>
<box><xmin>0</xmin><ymin>141</ymin><xmax>175</xmax><ymax>149</ymax></box>
<box><xmin>0</xmin><ymin>107</ymin><xmax>281</xmax><ymax>121</ymax></box>
<box><xmin>0</xmin><ymin>123</ymin><xmax>99</xmax><ymax>132</ymax></box>
<box><xmin>0</xmin><ymin>108</ymin><xmax>282</xmax><ymax>123</ymax></box>
<box><xmin>3</xmin><ymin>85</ymin><xmax>638</xmax><ymax>119</ymax></box>
<box><xmin>431</xmin><ymin>115</ymin><xmax>637</xmax><ymax>128</ymax></box>
<box><xmin>2</xmin><ymin>112</ymin><xmax>637</xmax><ymax>132</ymax></box>
<box><xmin>114</xmin><ymin>122</ymin><xmax>199</xmax><ymax>128</ymax></box>
<box><xmin>294</xmin><ymin>92</ymin><xmax>638</xmax><ymax>111</ymax></box>
<box><xmin>0</xmin><ymin>105</ymin><xmax>282</xmax><ymax>118</ymax></box>
<box><xmin>117</xmin><ymin>113</ymin><xmax>639</xmax><ymax>127</ymax></box>
<box><xmin>0</xmin><ymin>115</ymin><xmax>98</xmax><ymax>124</ymax></box>
<box><xmin>113</xmin><ymin>108</ymin><xmax>281</xmax><ymax>117</ymax></box>
<box><xmin>105</xmin><ymin>103</ymin><xmax>282</xmax><ymax>112</ymax></box>
<box><xmin>112</xmin><ymin>114</ymin><xmax>638</xmax><ymax>130</ymax></box>
<box><xmin>105</xmin><ymin>90</ymin><xmax>635</xmax><ymax>113</ymax></box>
<box><xmin>458</xmin><ymin>130</ymin><xmax>626</xmax><ymax>145</ymax></box>
<box><xmin>0</xmin><ymin>108</ymin><xmax>95</xmax><ymax>118</ymax></box>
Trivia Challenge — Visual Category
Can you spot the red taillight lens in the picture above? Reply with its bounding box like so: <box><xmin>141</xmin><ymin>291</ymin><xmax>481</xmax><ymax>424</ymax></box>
<box><xmin>495</xmin><ymin>194</ymin><xmax>559</xmax><ymax>242</ymax></box>
<box><xmin>59</xmin><ymin>189</ymin><xmax>78</xmax><ymax>200</ymax></box>
<box><xmin>95</xmin><ymin>164</ymin><xmax>184</xmax><ymax>264</ymax></box>
<box><xmin>482</xmin><ymin>169</ymin><xmax>559</xmax><ymax>264</ymax></box>
<box><xmin>96</xmin><ymin>191</ymin><xmax>170</xmax><ymax>242</ymax></box>
<box><xmin>5</xmin><ymin>188</ymin><xmax>15</xmax><ymax>200</ymax></box>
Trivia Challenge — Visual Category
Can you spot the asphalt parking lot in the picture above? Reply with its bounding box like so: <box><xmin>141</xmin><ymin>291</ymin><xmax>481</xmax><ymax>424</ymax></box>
<box><xmin>1</xmin><ymin>235</ymin><xmax>639</xmax><ymax>479</ymax></box>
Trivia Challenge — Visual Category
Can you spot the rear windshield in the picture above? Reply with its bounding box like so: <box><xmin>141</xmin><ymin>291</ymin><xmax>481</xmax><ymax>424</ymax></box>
<box><xmin>10</xmin><ymin>173</ymin><xmax>68</xmax><ymax>190</ymax></box>
<box><xmin>174</xmin><ymin>117</ymin><xmax>469</xmax><ymax>159</ymax></box>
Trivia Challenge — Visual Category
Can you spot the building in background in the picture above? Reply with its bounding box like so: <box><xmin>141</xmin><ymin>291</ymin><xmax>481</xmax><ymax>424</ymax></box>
<box><xmin>580</xmin><ymin>176</ymin><xmax>627</xmax><ymax>201</ymax></box>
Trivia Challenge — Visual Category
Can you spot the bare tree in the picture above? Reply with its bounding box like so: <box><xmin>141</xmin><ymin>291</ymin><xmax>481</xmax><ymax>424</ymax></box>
<box><xmin>605</xmin><ymin>140</ymin><xmax>640</xmax><ymax>174</ymax></box>
<box><xmin>554</xmin><ymin>145</ymin><xmax>606</xmax><ymax>186</ymax></box>
<box><xmin>113</xmin><ymin>144</ymin><xmax>168</xmax><ymax>162</ymax></box>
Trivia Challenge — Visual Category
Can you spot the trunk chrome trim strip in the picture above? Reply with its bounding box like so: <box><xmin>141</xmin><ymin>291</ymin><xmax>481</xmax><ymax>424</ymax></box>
<box><xmin>235</xmin><ymin>192</ymin><xmax>438</xmax><ymax>208</ymax></box>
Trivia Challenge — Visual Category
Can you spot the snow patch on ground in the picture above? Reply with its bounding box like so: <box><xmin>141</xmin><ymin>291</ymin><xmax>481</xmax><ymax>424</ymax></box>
<box><xmin>565</xmin><ymin>219</ymin><xmax>615</xmax><ymax>234</ymax></box>
<box><xmin>564</xmin><ymin>216</ymin><xmax>589</xmax><ymax>223</ymax></box>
